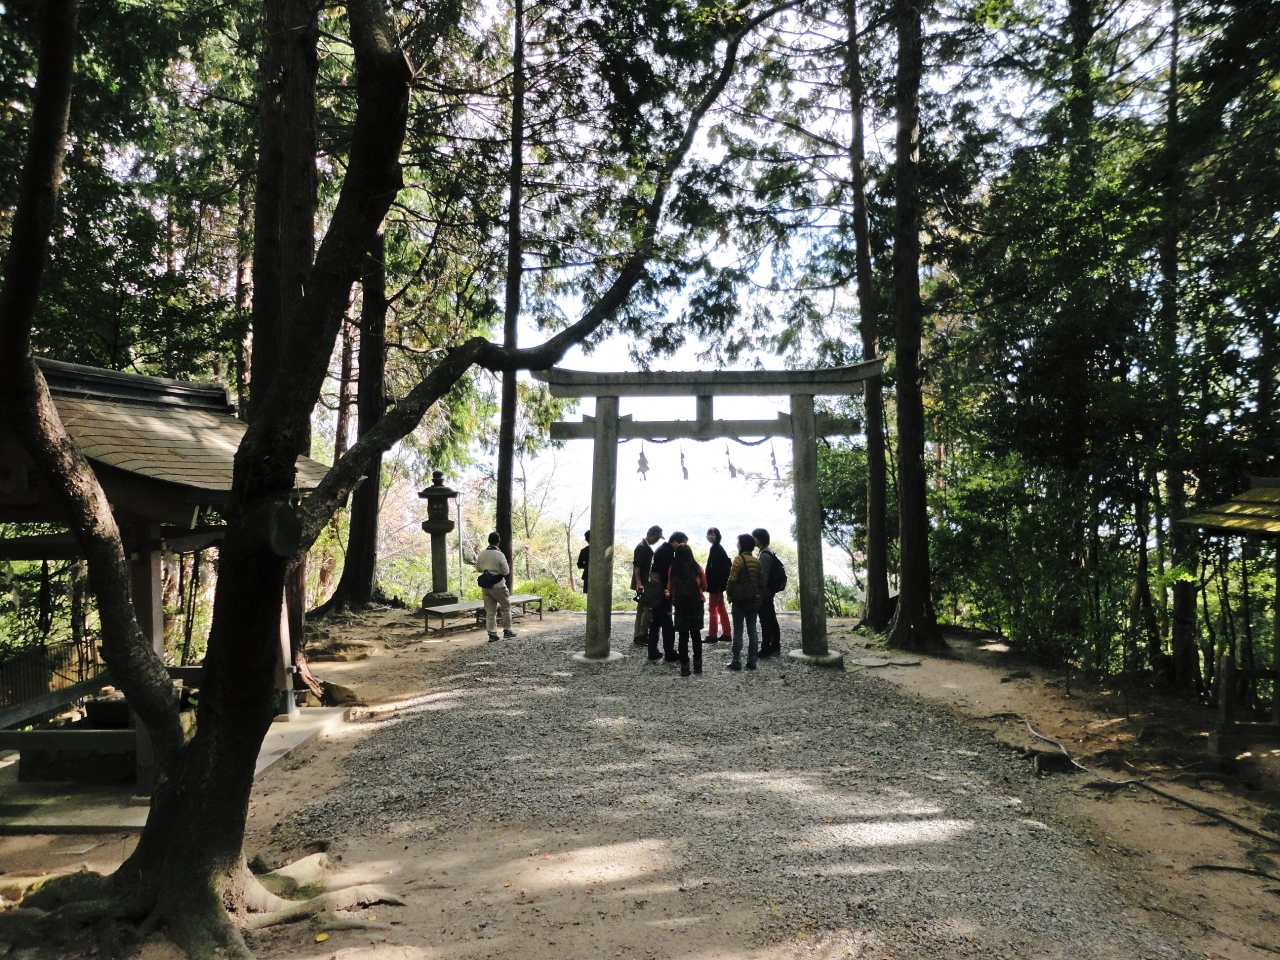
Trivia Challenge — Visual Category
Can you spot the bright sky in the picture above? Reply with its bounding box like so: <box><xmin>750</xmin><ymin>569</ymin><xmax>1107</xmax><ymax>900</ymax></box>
<box><xmin>503</xmin><ymin>321</ymin><xmax>859</xmax><ymax>585</ymax></box>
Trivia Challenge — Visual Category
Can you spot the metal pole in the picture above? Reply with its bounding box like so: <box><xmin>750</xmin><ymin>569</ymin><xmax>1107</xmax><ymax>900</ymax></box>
<box><xmin>581</xmin><ymin>395</ymin><xmax>620</xmax><ymax>661</ymax></box>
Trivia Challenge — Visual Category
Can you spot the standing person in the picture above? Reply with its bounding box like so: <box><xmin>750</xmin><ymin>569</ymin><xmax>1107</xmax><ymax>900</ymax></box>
<box><xmin>646</xmin><ymin>531</ymin><xmax>685</xmax><ymax>662</ymax></box>
<box><xmin>576</xmin><ymin>530</ymin><xmax>590</xmax><ymax>593</ymax></box>
<box><xmin>632</xmin><ymin>525</ymin><xmax>662</xmax><ymax>645</ymax></box>
<box><xmin>753</xmin><ymin>528</ymin><xmax>782</xmax><ymax>658</ymax></box>
<box><xmin>704</xmin><ymin>528</ymin><xmax>731</xmax><ymax>642</ymax></box>
<box><xmin>476</xmin><ymin>532</ymin><xmax>515</xmax><ymax>642</ymax></box>
<box><xmin>666</xmin><ymin>543</ymin><xmax>707</xmax><ymax>676</ymax></box>
<box><xmin>725</xmin><ymin>533</ymin><xmax>762</xmax><ymax>671</ymax></box>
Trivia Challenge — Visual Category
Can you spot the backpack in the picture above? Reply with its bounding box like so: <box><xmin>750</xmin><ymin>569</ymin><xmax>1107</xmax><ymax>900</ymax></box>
<box><xmin>765</xmin><ymin>550</ymin><xmax>787</xmax><ymax>594</ymax></box>
<box><xmin>671</xmin><ymin>567</ymin><xmax>701</xmax><ymax>605</ymax></box>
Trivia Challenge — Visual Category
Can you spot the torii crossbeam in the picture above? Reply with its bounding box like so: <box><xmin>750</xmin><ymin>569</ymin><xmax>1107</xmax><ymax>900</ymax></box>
<box><xmin>534</xmin><ymin>360</ymin><xmax>882</xmax><ymax>666</ymax></box>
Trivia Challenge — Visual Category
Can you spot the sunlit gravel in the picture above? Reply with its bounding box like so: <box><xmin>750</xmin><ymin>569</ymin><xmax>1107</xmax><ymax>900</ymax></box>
<box><xmin>285</xmin><ymin>616</ymin><xmax>1191</xmax><ymax>960</ymax></box>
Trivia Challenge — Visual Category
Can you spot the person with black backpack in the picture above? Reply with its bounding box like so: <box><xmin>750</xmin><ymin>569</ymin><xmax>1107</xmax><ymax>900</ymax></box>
<box><xmin>665</xmin><ymin>543</ymin><xmax>707</xmax><ymax>676</ymax></box>
<box><xmin>753</xmin><ymin>528</ymin><xmax>786</xmax><ymax>658</ymax></box>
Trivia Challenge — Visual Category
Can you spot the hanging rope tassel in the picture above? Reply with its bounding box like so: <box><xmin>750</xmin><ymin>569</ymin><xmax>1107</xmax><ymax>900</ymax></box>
<box><xmin>725</xmin><ymin>444</ymin><xmax>737</xmax><ymax>480</ymax></box>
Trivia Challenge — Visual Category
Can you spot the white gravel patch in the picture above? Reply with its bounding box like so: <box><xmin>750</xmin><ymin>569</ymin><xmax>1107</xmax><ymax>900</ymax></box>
<box><xmin>285</xmin><ymin>618</ymin><xmax>1192</xmax><ymax>960</ymax></box>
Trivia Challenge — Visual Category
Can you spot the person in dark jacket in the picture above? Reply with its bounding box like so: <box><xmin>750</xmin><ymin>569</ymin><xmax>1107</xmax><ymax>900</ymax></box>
<box><xmin>632</xmin><ymin>525</ymin><xmax>661</xmax><ymax>645</ymax></box>
<box><xmin>753</xmin><ymin>527</ymin><xmax>781</xmax><ymax>657</ymax></box>
<box><xmin>577</xmin><ymin>530</ymin><xmax>590</xmax><ymax>592</ymax></box>
<box><xmin>646</xmin><ymin>531</ymin><xmax>684</xmax><ymax>662</ymax></box>
<box><xmin>666</xmin><ymin>543</ymin><xmax>707</xmax><ymax>676</ymax></box>
<box><xmin>704</xmin><ymin>527</ymin><xmax>731</xmax><ymax>641</ymax></box>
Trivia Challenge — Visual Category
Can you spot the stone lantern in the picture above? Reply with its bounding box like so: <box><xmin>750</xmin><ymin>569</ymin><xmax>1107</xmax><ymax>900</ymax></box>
<box><xmin>418</xmin><ymin>470</ymin><xmax>459</xmax><ymax>609</ymax></box>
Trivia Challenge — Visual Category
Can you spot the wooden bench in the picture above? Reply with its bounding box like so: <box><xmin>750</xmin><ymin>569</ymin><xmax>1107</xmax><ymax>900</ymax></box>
<box><xmin>424</xmin><ymin>593</ymin><xmax>543</xmax><ymax>637</ymax></box>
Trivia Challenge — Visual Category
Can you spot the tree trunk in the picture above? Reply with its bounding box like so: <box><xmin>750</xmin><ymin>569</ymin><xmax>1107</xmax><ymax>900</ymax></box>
<box><xmin>249</xmin><ymin>0</ymin><xmax>317</xmax><ymax>428</ymax></box>
<box><xmin>846</xmin><ymin>0</ymin><xmax>891</xmax><ymax>632</ymax></box>
<box><xmin>234</xmin><ymin>170</ymin><xmax>253</xmax><ymax>417</ymax></box>
<box><xmin>495</xmin><ymin>0</ymin><xmax>525</xmax><ymax>587</ymax></box>
<box><xmin>154</xmin><ymin>523</ymin><xmax>291</xmax><ymax>958</ymax></box>
<box><xmin>334</xmin><ymin>321</ymin><xmax>355</xmax><ymax>462</ymax></box>
<box><xmin>132</xmin><ymin>1</ymin><xmax>414</xmax><ymax>950</ymax></box>
<box><xmin>1160</xmin><ymin>1</ymin><xmax>1190</xmax><ymax>569</ymax></box>
<box><xmin>329</xmin><ymin>229</ymin><xmax>387</xmax><ymax>608</ymax></box>
<box><xmin>1134</xmin><ymin>475</ymin><xmax>1160</xmax><ymax>662</ymax></box>
<box><xmin>886</xmin><ymin>0</ymin><xmax>941</xmax><ymax>651</ymax></box>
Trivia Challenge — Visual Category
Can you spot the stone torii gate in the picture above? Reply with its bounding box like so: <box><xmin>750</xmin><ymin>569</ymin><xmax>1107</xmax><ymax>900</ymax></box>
<box><xmin>534</xmin><ymin>361</ymin><xmax>882</xmax><ymax>667</ymax></box>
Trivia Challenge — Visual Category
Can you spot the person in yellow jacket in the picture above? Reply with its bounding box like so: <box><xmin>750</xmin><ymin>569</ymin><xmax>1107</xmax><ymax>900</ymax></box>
<box><xmin>724</xmin><ymin>533</ymin><xmax>762</xmax><ymax>671</ymax></box>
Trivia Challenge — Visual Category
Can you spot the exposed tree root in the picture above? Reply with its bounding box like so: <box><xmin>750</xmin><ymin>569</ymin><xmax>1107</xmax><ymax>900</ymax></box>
<box><xmin>0</xmin><ymin>876</ymin><xmax>148</xmax><ymax>960</ymax></box>
<box><xmin>239</xmin><ymin>884</ymin><xmax>403</xmax><ymax>930</ymax></box>
<box><xmin>1</xmin><ymin>855</ymin><xmax>400</xmax><ymax>959</ymax></box>
<box><xmin>309</xmin><ymin>911</ymin><xmax>393</xmax><ymax>933</ymax></box>
<box><xmin>255</xmin><ymin>852</ymin><xmax>332</xmax><ymax>897</ymax></box>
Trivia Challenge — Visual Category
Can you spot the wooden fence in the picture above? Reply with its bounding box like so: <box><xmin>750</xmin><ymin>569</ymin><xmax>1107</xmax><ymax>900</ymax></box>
<box><xmin>0</xmin><ymin>639</ymin><xmax>103</xmax><ymax>715</ymax></box>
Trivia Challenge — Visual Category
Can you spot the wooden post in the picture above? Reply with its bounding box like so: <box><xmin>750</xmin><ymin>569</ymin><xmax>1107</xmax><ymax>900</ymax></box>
<box><xmin>1217</xmin><ymin>652</ymin><xmax>1235</xmax><ymax>729</ymax></box>
<box><xmin>1274</xmin><ymin>550</ymin><xmax>1279</xmax><ymax>724</ymax></box>
<box><xmin>275</xmin><ymin>593</ymin><xmax>299</xmax><ymax>719</ymax></box>
<box><xmin>579</xmin><ymin>395</ymin><xmax>621</xmax><ymax>662</ymax></box>
<box><xmin>128</xmin><ymin>525</ymin><xmax>164</xmax><ymax>658</ymax></box>
<box><xmin>788</xmin><ymin>395</ymin><xmax>842</xmax><ymax>667</ymax></box>
<box><xmin>1171</xmin><ymin>579</ymin><xmax>1200</xmax><ymax>690</ymax></box>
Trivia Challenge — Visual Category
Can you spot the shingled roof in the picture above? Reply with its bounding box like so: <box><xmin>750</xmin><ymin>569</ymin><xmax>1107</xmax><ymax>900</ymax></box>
<box><xmin>1180</xmin><ymin>478</ymin><xmax>1280</xmax><ymax>539</ymax></box>
<box><xmin>40</xmin><ymin>359</ymin><xmax>330</xmax><ymax>500</ymax></box>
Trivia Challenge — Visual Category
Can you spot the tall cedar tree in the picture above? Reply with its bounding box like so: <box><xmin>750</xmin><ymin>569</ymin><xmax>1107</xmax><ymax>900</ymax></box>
<box><xmin>886</xmin><ymin>0</ymin><xmax>943</xmax><ymax>649</ymax></box>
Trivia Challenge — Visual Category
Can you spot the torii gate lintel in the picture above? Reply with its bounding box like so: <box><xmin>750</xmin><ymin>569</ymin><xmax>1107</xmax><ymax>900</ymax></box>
<box><xmin>534</xmin><ymin>361</ymin><xmax>884</xmax><ymax>666</ymax></box>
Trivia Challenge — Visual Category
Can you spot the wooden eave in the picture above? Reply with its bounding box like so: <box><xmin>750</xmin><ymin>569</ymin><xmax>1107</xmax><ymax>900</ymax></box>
<box><xmin>1179</xmin><ymin>479</ymin><xmax>1280</xmax><ymax>539</ymax></box>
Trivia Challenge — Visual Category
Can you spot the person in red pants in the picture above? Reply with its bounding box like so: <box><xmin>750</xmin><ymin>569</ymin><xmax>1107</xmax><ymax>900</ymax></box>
<box><xmin>704</xmin><ymin>527</ymin><xmax>731</xmax><ymax>642</ymax></box>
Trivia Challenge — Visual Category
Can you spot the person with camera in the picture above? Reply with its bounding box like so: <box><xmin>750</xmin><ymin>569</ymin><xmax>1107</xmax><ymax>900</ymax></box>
<box><xmin>475</xmin><ymin>532</ymin><xmax>515</xmax><ymax>642</ymax></box>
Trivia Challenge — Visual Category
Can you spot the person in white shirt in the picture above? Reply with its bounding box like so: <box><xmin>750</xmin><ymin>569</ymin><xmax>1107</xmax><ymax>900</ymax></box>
<box><xmin>475</xmin><ymin>531</ymin><xmax>514</xmax><ymax>641</ymax></box>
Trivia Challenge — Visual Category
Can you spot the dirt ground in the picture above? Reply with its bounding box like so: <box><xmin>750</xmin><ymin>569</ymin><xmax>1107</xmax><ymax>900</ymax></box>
<box><xmin>1</xmin><ymin>606</ymin><xmax>1277</xmax><ymax>959</ymax></box>
<box><xmin>830</xmin><ymin>622</ymin><xmax>1280</xmax><ymax>960</ymax></box>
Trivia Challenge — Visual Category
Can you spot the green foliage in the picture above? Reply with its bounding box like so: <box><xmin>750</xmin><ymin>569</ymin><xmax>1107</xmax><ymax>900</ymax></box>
<box><xmin>823</xmin><ymin>577</ymin><xmax>860</xmax><ymax>618</ymax></box>
<box><xmin>514</xmin><ymin>579</ymin><xmax>586</xmax><ymax>612</ymax></box>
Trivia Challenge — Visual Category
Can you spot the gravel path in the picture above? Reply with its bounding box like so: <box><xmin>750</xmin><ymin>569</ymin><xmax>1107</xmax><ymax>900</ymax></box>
<box><xmin>286</xmin><ymin>616</ymin><xmax>1191</xmax><ymax>960</ymax></box>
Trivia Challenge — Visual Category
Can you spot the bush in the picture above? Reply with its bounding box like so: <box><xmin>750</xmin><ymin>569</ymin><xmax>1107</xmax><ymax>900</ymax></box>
<box><xmin>514</xmin><ymin>578</ymin><xmax>587</xmax><ymax>612</ymax></box>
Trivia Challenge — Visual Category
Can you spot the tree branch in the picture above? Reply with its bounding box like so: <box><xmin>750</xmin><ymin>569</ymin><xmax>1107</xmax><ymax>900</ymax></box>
<box><xmin>295</xmin><ymin>14</ymin><xmax>778</xmax><ymax>548</ymax></box>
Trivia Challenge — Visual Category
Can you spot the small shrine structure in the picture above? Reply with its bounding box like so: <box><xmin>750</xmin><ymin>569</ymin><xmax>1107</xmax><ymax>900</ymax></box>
<box><xmin>533</xmin><ymin>361</ymin><xmax>882</xmax><ymax>666</ymax></box>
<box><xmin>0</xmin><ymin>359</ymin><xmax>329</xmax><ymax>717</ymax></box>
<box><xmin>1182</xmin><ymin>477</ymin><xmax>1280</xmax><ymax>746</ymax></box>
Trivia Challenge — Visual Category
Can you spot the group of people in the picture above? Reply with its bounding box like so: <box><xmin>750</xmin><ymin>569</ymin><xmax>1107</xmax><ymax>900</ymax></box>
<box><xmin>483</xmin><ymin>523</ymin><xmax>787</xmax><ymax>670</ymax></box>
<box><xmin>631</xmin><ymin>526</ymin><xmax>785</xmax><ymax>676</ymax></box>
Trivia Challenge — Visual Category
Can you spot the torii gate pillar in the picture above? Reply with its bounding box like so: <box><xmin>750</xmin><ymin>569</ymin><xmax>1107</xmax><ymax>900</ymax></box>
<box><xmin>577</xmin><ymin>395</ymin><xmax>623</xmax><ymax>661</ymax></box>
<box><xmin>789</xmin><ymin>394</ymin><xmax>842</xmax><ymax>666</ymax></box>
